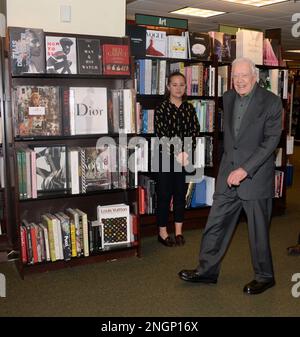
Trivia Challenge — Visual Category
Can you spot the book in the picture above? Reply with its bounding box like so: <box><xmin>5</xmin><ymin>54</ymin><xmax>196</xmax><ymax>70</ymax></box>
<box><xmin>236</xmin><ymin>29</ymin><xmax>263</xmax><ymax>65</ymax></box>
<box><xmin>68</xmin><ymin>87</ymin><xmax>108</xmax><ymax>135</ymax></box>
<box><xmin>34</xmin><ymin>146</ymin><xmax>67</xmax><ymax>193</ymax></box>
<box><xmin>263</xmin><ymin>38</ymin><xmax>280</xmax><ymax>66</ymax></box>
<box><xmin>126</xmin><ymin>24</ymin><xmax>146</xmax><ymax>57</ymax></box>
<box><xmin>208</xmin><ymin>32</ymin><xmax>224</xmax><ymax>62</ymax></box>
<box><xmin>46</xmin><ymin>35</ymin><xmax>77</xmax><ymax>74</ymax></box>
<box><xmin>74</xmin><ymin>209</ymin><xmax>89</xmax><ymax>257</ymax></box>
<box><xmin>9</xmin><ymin>27</ymin><xmax>45</xmax><ymax>75</ymax></box>
<box><xmin>97</xmin><ymin>204</ymin><xmax>130</xmax><ymax>247</ymax></box>
<box><xmin>145</xmin><ymin>29</ymin><xmax>167</xmax><ymax>57</ymax></box>
<box><xmin>82</xmin><ymin>146</ymin><xmax>112</xmax><ymax>191</ymax></box>
<box><xmin>55</xmin><ymin>212</ymin><xmax>72</xmax><ymax>261</ymax></box>
<box><xmin>14</xmin><ymin>86</ymin><xmax>61</xmax><ymax>137</ymax></box>
<box><xmin>189</xmin><ymin>32</ymin><xmax>211</xmax><ymax>61</ymax></box>
<box><xmin>167</xmin><ymin>35</ymin><xmax>187</xmax><ymax>59</ymax></box>
<box><xmin>77</xmin><ymin>38</ymin><xmax>102</xmax><ymax>75</ymax></box>
<box><xmin>102</xmin><ymin>44</ymin><xmax>130</xmax><ymax>75</ymax></box>
<box><xmin>222</xmin><ymin>34</ymin><xmax>232</xmax><ymax>62</ymax></box>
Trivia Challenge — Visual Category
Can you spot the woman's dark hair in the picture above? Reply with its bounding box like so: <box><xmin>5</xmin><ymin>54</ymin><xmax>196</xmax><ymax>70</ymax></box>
<box><xmin>165</xmin><ymin>71</ymin><xmax>187</xmax><ymax>100</ymax></box>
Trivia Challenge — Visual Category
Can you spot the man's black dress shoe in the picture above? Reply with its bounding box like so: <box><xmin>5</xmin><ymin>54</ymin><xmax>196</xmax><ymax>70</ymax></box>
<box><xmin>158</xmin><ymin>235</ymin><xmax>174</xmax><ymax>247</ymax></box>
<box><xmin>243</xmin><ymin>279</ymin><xmax>275</xmax><ymax>295</ymax></box>
<box><xmin>178</xmin><ymin>269</ymin><xmax>217</xmax><ymax>283</ymax></box>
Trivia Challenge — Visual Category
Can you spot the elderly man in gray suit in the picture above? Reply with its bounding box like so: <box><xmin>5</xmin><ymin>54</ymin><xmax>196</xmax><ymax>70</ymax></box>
<box><xmin>179</xmin><ymin>57</ymin><xmax>283</xmax><ymax>295</ymax></box>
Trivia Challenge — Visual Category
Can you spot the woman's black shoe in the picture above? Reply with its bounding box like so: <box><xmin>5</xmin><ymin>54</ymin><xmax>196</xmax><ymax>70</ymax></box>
<box><xmin>158</xmin><ymin>235</ymin><xmax>175</xmax><ymax>247</ymax></box>
<box><xmin>175</xmin><ymin>234</ymin><xmax>185</xmax><ymax>246</ymax></box>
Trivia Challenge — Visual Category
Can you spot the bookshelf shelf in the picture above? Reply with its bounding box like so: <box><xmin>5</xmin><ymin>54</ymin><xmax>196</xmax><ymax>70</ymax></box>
<box><xmin>14</xmin><ymin>133</ymin><xmax>137</xmax><ymax>143</ymax></box>
<box><xmin>18</xmin><ymin>245</ymin><xmax>139</xmax><ymax>277</ymax></box>
<box><xmin>19</xmin><ymin>187</ymin><xmax>137</xmax><ymax>202</ymax></box>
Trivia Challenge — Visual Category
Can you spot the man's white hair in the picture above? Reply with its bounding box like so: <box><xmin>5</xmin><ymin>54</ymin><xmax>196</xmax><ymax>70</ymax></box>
<box><xmin>232</xmin><ymin>57</ymin><xmax>256</xmax><ymax>75</ymax></box>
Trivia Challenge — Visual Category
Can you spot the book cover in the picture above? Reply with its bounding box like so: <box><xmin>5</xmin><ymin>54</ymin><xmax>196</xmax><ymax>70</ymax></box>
<box><xmin>46</xmin><ymin>35</ymin><xmax>77</xmax><ymax>74</ymax></box>
<box><xmin>69</xmin><ymin>87</ymin><xmax>108</xmax><ymax>135</ymax></box>
<box><xmin>236</xmin><ymin>29</ymin><xmax>263</xmax><ymax>65</ymax></box>
<box><xmin>126</xmin><ymin>24</ymin><xmax>146</xmax><ymax>57</ymax></box>
<box><xmin>263</xmin><ymin>38</ymin><xmax>280</xmax><ymax>66</ymax></box>
<box><xmin>97</xmin><ymin>204</ymin><xmax>130</xmax><ymax>247</ymax></box>
<box><xmin>14</xmin><ymin>86</ymin><xmax>61</xmax><ymax>137</ymax></box>
<box><xmin>222</xmin><ymin>34</ymin><xmax>232</xmax><ymax>62</ymax></box>
<box><xmin>77</xmin><ymin>38</ymin><xmax>102</xmax><ymax>75</ymax></box>
<box><xmin>189</xmin><ymin>32</ymin><xmax>211</xmax><ymax>61</ymax></box>
<box><xmin>34</xmin><ymin>146</ymin><xmax>67</xmax><ymax>193</ymax></box>
<box><xmin>102</xmin><ymin>44</ymin><xmax>130</xmax><ymax>75</ymax></box>
<box><xmin>146</xmin><ymin>29</ymin><xmax>167</xmax><ymax>57</ymax></box>
<box><xmin>9</xmin><ymin>27</ymin><xmax>45</xmax><ymax>75</ymax></box>
<box><xmin>167</xmin><ymin>35</ymin><xmax>187</xmax><ymax>59</ymax></box>
<box><xmin>83</xmin><ymin>146</ymin><xmax>112</xmax><ymax>191</ymax></box>
<box><xmin>208</xmin><ymin>31</ymin><xmax>224</xmax><ymax>62</ymax></box>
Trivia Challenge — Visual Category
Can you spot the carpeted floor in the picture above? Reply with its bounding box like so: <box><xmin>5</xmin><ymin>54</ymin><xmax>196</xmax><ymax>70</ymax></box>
<box><xmin>0</xmin><ymin>149</ymin><xmax>300</xmax><ymax>317</ymax></box>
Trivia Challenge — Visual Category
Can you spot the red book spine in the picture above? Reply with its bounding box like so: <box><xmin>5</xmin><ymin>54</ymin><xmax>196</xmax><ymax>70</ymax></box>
<box><xmin>20</xmin><ymin>225</ymin><xmax>28</xmax><ymax>264</ymax></box>
<box><xmin>30</xmin><ymin>225</ymin><xmax>39</xmax><ymax>264</ymax></box>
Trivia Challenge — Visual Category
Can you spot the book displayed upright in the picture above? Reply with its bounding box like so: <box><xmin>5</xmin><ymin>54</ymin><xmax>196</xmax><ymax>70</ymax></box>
<box><xmin>189</xmin><ymin>32</ymin><xmax>211</xmax><ymax>61</ymax></box>
<box><xmin>68</xmin><ymin>87</ymin><xmax>108</xmax><ymax>135</ymax></box>
<box><xmin>145</xmin><ymin>29</ymin><xmax>167</xmax><ymax>57</ymax></box>
<box><xmin>34</xmin><ymin>145</ymin><xmax>67</xmax><ymax>193</ymax></box>
<box><xmin>102</xmin><ymin>44</ymin><xmax>130</xmax><ymax>75</ymax></box>
<box><xmin>263</xmin><ymin>38</ymin><xmax>280</xmax><ymax>66</ymax></box>
<box><xmin>126</xmin><ymin>24</ymin><xmax>146</xmax><ymax>57</ymax></box>
<box><xmin>13</xmin><ymin>86</ymin><xmax>61</xmax><ymax>137</ymax></box>
<box><xmin>9</xmin><ymin>27</ymin><xmax>45</xmax><ymax>75</ymax></box>
<box><xmin>236</xmin><ymin>29</ymin><xmax>263</xmax><ymax>65</ymax></box>
<box><xmin>82</xmin><ymin>146</ymin><xmax>112</xmax><ymax>191</ymax></box>
<box><xmin>97</xmin><ymin>204</ymin><xmax>130</xmax><ymax>247</ymax></box>
<box><xmin>77</xmin><ymin>38</ymin><xmax>102</xmax><ymax>75</ymax></box>
<box><xmin>167</xmin><ymin>35</ymin><xmax>187</xmax><ymax>59</ymax></box>
<box><xmin>46</xmin><ymin>35</ymin><xmax>77</xmax><ymax>74</ymax></box>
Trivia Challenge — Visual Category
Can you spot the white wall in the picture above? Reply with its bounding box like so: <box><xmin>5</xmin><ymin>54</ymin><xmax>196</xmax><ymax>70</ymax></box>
<box><xmin>6</xmin><ymin>0</ymin><xmax>125</xmax><ymax>37</ymax></box>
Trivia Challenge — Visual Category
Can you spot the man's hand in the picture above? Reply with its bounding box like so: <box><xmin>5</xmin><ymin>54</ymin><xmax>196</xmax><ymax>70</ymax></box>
<box><xmin>176</xmin><ymin>151</ymin><xmax>189</xmax><ymax>167</ymax></box>
<box><xmin>227</xmin><ymin>167</ymin><xmax>248</xmax><ymax>187</ymax></box>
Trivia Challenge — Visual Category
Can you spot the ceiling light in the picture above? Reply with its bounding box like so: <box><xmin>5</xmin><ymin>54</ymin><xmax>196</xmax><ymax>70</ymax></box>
<box><xmin>285</xmin><ymin>50</ymin><xmax>300</xmax><ymax>53</ymax></box>
<box><xmin>170</xmin><ymin>7</ymin><xmax>225</xmax><ymax>18</ymax></box>
<box><xmin>220</xmin><ymin>0</ymin><xmax>288</xmax><ymax>7</ymax></box>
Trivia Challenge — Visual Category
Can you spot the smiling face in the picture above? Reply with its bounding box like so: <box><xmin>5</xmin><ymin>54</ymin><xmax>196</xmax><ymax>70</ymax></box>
<box><xmin>232</xmin><ymin>61</ymin><xmax>257</xmax><ymax>96</ymax></box>
<box><xmin>167</xmin><ymin>74</ymin><xmax>186</xmax><ymax>101</ymax></box>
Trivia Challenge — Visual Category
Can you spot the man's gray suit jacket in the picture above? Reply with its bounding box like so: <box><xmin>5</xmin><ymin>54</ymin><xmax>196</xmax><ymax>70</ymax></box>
<box><xmin>216</xmin><ymin>85</ymin><xmax>283</xmax><ymax>200</ymax></box>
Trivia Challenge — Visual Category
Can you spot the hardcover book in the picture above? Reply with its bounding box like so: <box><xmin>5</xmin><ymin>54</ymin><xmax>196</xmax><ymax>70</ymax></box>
<box><xmin>208</xmin><ymin>31</ymin><xmax>224</xmax><ymax>62</ymax></box>
<box><xmin>222</xmin><ymin>34</ymin><xmax>232</xmax><ymax>62</ymax></box>
<box><xmin>82</xmin><ymin>146</ymin><xmax>112</xmax><ymax>191</ymax></box>
<box><xmin>14</xmin><ymin>86</ymin><xmax>61</xmax><ymax>137</ymax></box>
<box><xmin>189</xmin><ymin>32</ymin><xmax>211</xmax><ymax>61</ymax></box>
<box><xmin>167</xmin><ymin>35</ymin><xmax>187</xmax><ymax>59</ymax></box>
<box><xmin>46</xmin><ymin>35</ymin><xmax>77</xmax><ymax>74</ymax></box>
<box><xmin>9</xmin><ymin>27</ymin><xmax>45</xmax><ymax>75</ymax></box>
<box><xmin>102</xmin><ymin>44</ymin><xmax>130</xmax><ymax>75</ymax></box>
<box><xmin>77</xmin><ymin>38</ymin><xmax>102</xmax><ymax>75</ymax></box>
<box><xmin>126</xmin><ymin>24</ymin><xmax>146</xmax><ymax>57</ymax></box>
<box><xmin>97</xmin><ymin>204</ymin><xmax>130</xmax><ymax>247</ymax></box>
<box><xmin>236</xmin><ymin>29</ymin><xmax>263</xmax><ymax>65</ymax></box>
<box><xmin>68</xmin><ymin>87</ymin><xmax>108</xmax><ymax>135</ymax></box>
<box><xmin>263</xmin><ymin>38</ymin><xmax>280</xmax><ymax>66</ymax></box>
<box><xmin>34</xmin><ymin>146</ymin><xmax>67</xmax><ymax>193</ymax></box>
<box><xmin>145</xmin><ymin>29</ymin><xmax>167</xmax><ymax>57</ymax></box>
